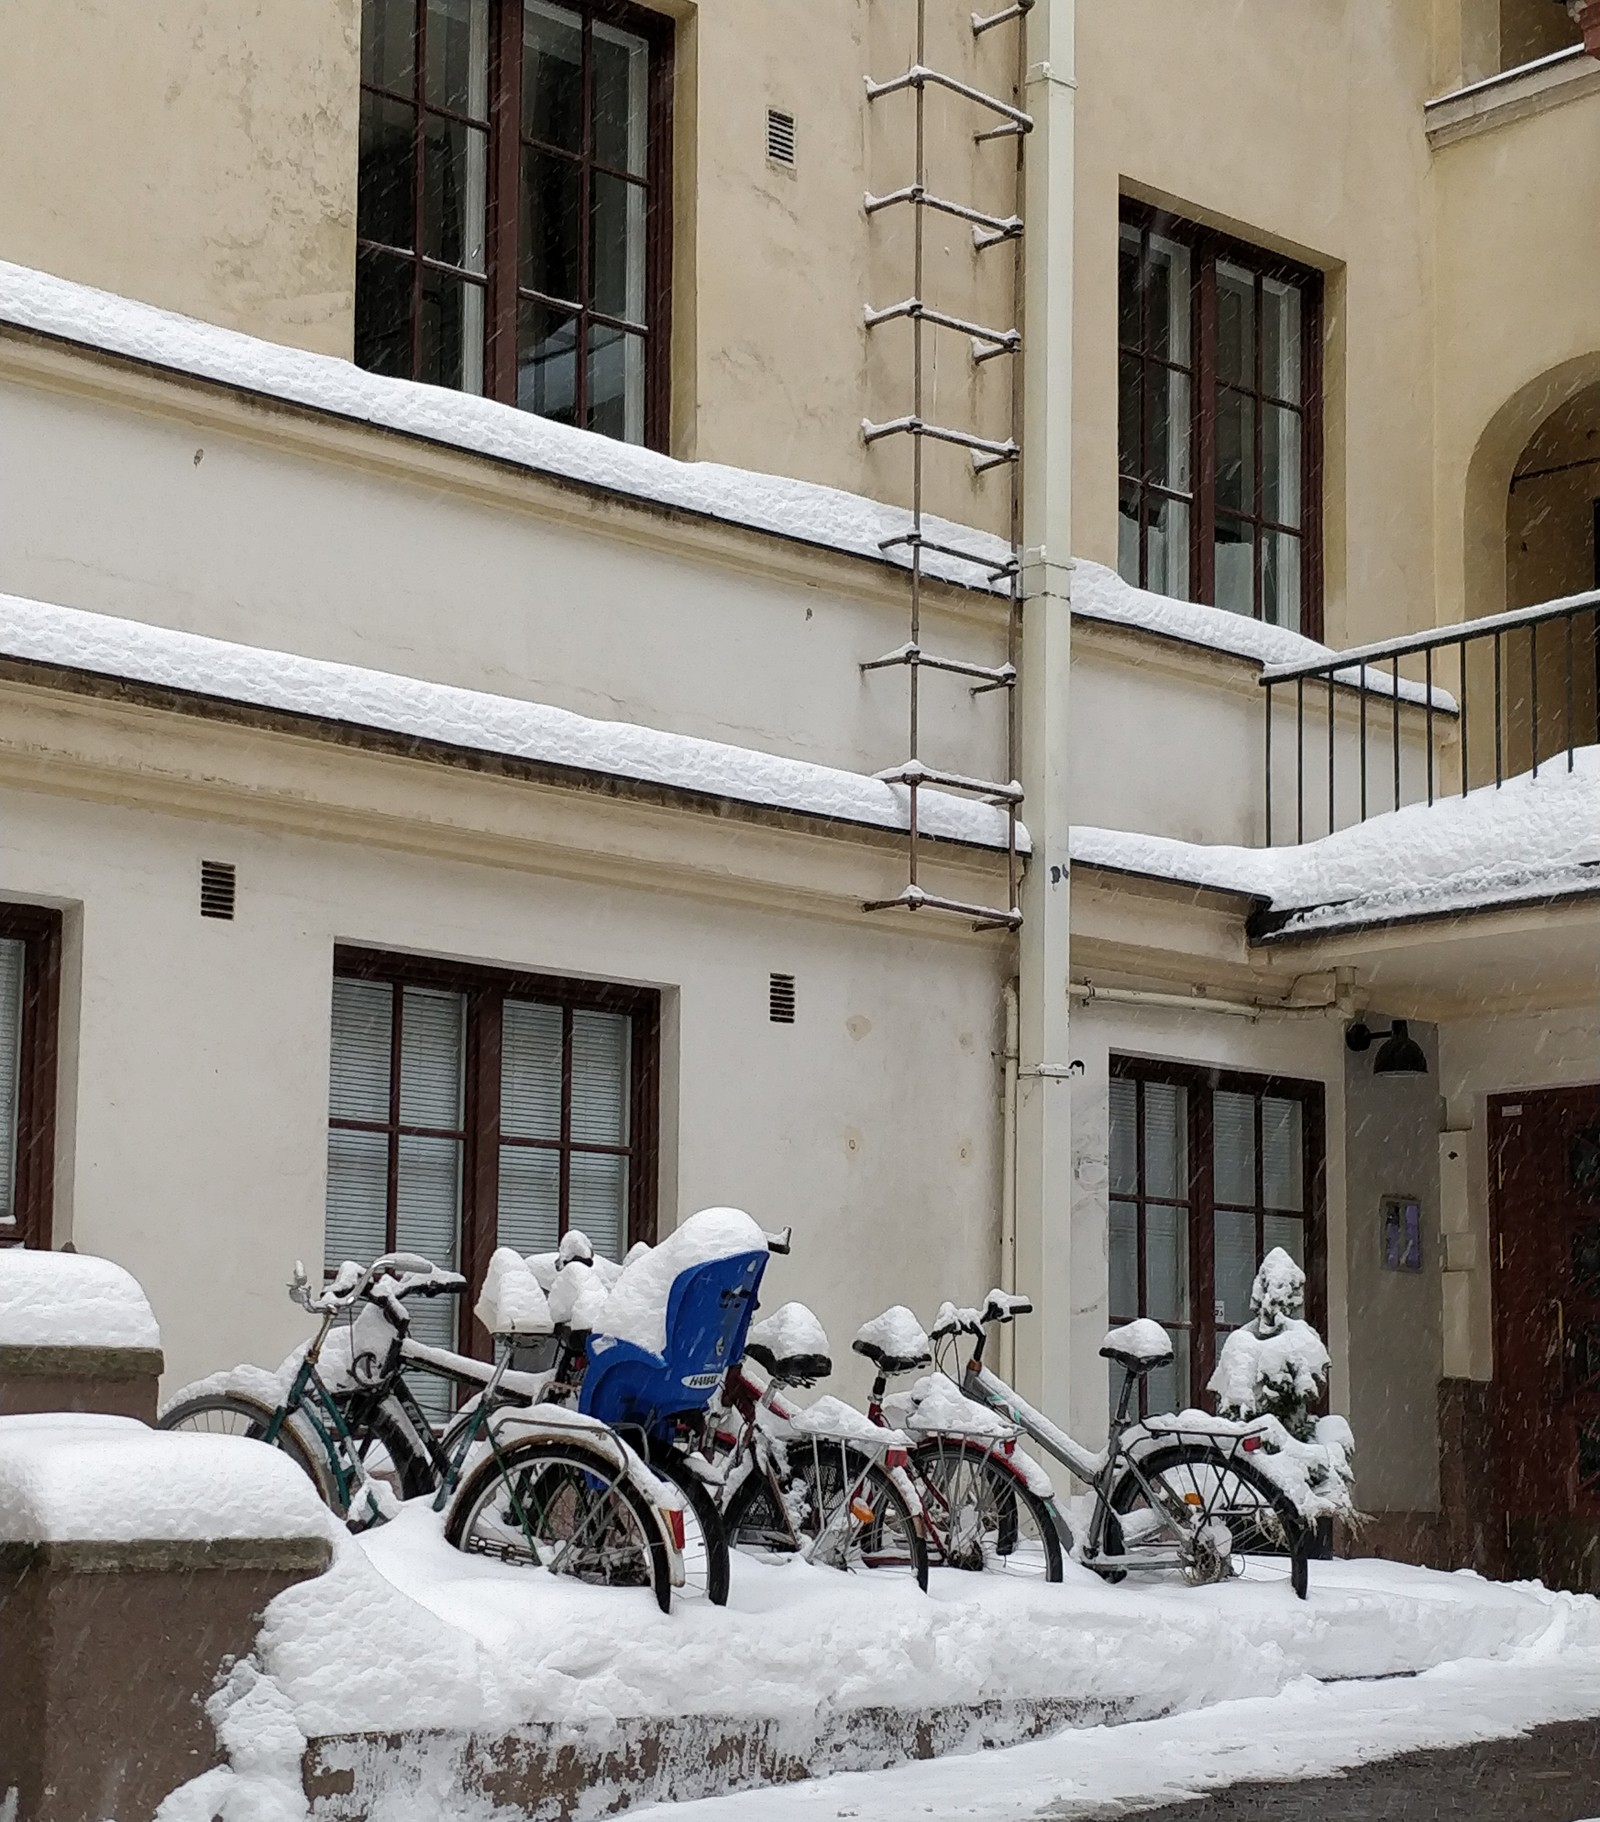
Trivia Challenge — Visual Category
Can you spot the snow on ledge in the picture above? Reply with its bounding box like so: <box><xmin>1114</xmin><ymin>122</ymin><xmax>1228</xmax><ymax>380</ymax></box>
<box><xmin>0</xmin><ymin>1248</ymin><xmax>161</xmax><ymax>1350</ymax></box>
<box><xmin>1074</xmin><ymin>747</ymin><xmax>1600</xmax><ymax>934</ymax></box>
<box><xmin>0</xmin><ymin>588</ymin><xmax>1021</xmax><ymax>852</ymax></box>
<box><xmin>0</xmin><ymin>1413</ymin><xmax>335</xmax><ymax>1543</ymax></box>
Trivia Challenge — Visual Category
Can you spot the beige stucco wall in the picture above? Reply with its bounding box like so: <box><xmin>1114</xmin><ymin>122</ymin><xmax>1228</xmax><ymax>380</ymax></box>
<box><xmin>0</xmin><ymin>0</ymin><xmax>359</xmax><ymax>358</ymax></box>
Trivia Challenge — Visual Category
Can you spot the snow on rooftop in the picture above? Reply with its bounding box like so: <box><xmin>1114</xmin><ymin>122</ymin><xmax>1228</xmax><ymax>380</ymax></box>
<box><xmin>0</xmin><ymin>261</ymin><xmax>1446</xmax><ymax>702</ymax></box>
<box><xmin>0</xmin><ymin>1248</ymin><xmax>161</xmax><ymax>1350</ymax></box>
<box><xmin>1075</xmin><ymin>747</ymin><xmax>1600</xmax><ymax>933</ymax></box>
<box><xmin>0</xmin><ymin>587</ymin><xmax>1021</xmax><ymax>852</ymax></box>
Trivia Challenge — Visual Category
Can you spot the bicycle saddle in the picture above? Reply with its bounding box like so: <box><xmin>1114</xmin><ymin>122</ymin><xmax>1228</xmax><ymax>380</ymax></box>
<box><xmin>852</xmin><ymin>1305</ymin><xmax>934</xmax><ymax>1376</ymax></box>
<box><xmin>1099</xmin><ymin>1317</ymin><xmax>1174</xmax><ymax>1373</ymax></box>
<box><xmin>745</xmin><ymin>1301</ymin><xmax>832</xmax><ymax>1385</ymax></box>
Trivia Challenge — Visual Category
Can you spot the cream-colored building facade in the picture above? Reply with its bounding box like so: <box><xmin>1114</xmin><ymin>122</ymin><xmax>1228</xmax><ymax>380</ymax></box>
<box><xmin>3</xmin><ymin>0</ymin><xmax>1600</xmax><ymax>1585</ymax></box>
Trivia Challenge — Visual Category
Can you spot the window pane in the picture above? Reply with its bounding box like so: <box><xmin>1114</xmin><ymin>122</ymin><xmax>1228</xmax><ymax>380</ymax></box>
<box><xmin>330</xmin><ymin>978</ymin><xmax>392</xmax><ymax>1122</ymax></box>
<box><xmin>1216</xmin><ymin>261</ymin><xmax>1255</xmax><ymax>389</ymax></box>
<box><xmin>570</xmin><ymin>1150</ymin><xmax>627</xmax><ymax>1261</ymax></box>
<box><xmin>518</xmin><ymin>298</ymin><xmax>579</xmax><ymax>421</ymax></box>
<box><xmin>1109</xmin><ymin>1199</ymin><xmax>1138</xmax><ymax>1320</ymax></box>
<box><xmin>593</xmin><ymin>20</ymin><xmax>649</xmax><ymax>176</ymax></box>
<box><xmin>1262</xmin><ymin>1097</ymin><xmax>1304</xmax><ymax>1210</ymax></box>
<box><xmin>590</xmin><ymin>172</ymin><xmax>647</xmax><ymax>324</ymax></box>
<box><xmin>422</xmin><ymin>115</ymin><xmax>487</xmax><ymax>273</ymax></box>
<box><xmin>1215</xmin><ymin>389</ymin><xmax>1254</xmax><ymax>515</ymax></box>
<box><xmin>358</xmin><ymin>93</ymin><xmax>416</xmax><ymax>250</ymax></box>
<box><xmin>1213</xmin><ymin>1090</ymin><xmax>1256</xmax><ymax>1206</ymax></box>
<box><xmin>1214</xmin><ymin>518</ymin><xmax>1254</xmax><ymax>618</ymax></box>
<box><xmin>498</xmin><ymin>1144</ymin><xmax>561</xmax><ymax>1255</ymax></box>
<box><xmin>1262</xmin><ymin>529</ymin><xmax>1302</xmax><ymax>632</ymax></box>
<box><xmin>1214</xmin><ymin>1207</ymin><xmax>1256</xmax><ymax>1329</ymax></box>
<box><xmin>502</xmin><ymin>1000</ymin><xmax>563</xmax><ymax>1140</ymax></box>
<box><xmin>521</xmin><ymin>147</ymin><xmax>582</xmax><ymax>305</ymax></box>
<box><xmin>1147</xmin><ymin>232</ymin><xmax>1191</xmax><ymax>367</ymax></box>
<box><xmin>0</xmin><ymin>939</ymin><xmax>25</xmax><ymax>1222</ymax></box>
<box><xmin>396</xmin><ymin>1132</ymin><xmax>462</xmax><ymax>1270</ymax></box>
<box><xmin>1143</xmin><ymin>1329</ymin><xmax>1188</xmax><ymax>1418</ymax></box>
<box><xmin>1117</xmin><ymin>482</ymin><xmax>1141</xmax><ymax>587</ymax></box>
<box><xmin>1145</xmin><ymin>1204</ymin><xmax>1189</xmax><ymax>1326</ymax></box>
<box><xmin>362</xmin><ymin>0</ymin><xmax>416</xmax><ymax>95</ymax></box>
<box><xmin>1118</xmin><ymin>224</ymin><xmax>1142</xmax><ymax>348</ymax></box>
<box><xmin>398</xmin><ymin>986</ymin><xmax>465</xmax><ymax>1129</ymax></box>
<box><xmin>1143</xmin><ymin>1082</ymin><xmax>1188</xmax><ymax>1201</ymax></box>
<box><xmin>355</xmin><ymin>249</ymin><xmax>413</xmax><ymax>379</ymax></box>
<box><xmin>1261</xmin><ymin>276</ymin><xmax>1302</xmax><ymax>404</ymax></box>
<box><xmin>1264</xmin><ymin>1214</ymin><xmax>1305</xmax><ymax>1270</ymax></box>
<box><xmin>1109</xmin><ymin>1078</ymin><xmax>1137</xmax><ymax>1196</ymax></box>
<box><xmin>571</xmin><ymin>1009</ymin><xmax>630</xmax><ymax>1144</ymax></box>
<box><xmin>326</xmin><ymin>1127</ymin><xmax>389</xmax><ymax>1269</ymax></box>
<box><xmin>419</xmin><ymin>269</ymin><xmax>485</xmax><ymax>393</ymax></box>
<box><xmin>1150</xmin><ymin>367</ymin><xmax>1190</xmax><ymax>494</ymax></box>
<box><xmin>1118</xmin><ymin>352</ymin><xmax>1142</xmax><ymax>479</ymax></box>
<box><xmin>1262</xmin><ymin>405</ymin><xmax>1301</xmax><ymax>528</ymax></box>
<box><xmin>523</xmin><ymin>0</ymin><xmax>584</xmax><ymax>151</ymax></box>
<box><xmin>1147</xmin><ymin>496</ymin><xmax>1190</xmax><ymax>600</ymax></box>
<box><xmin>425</xmin><ymin>0</ymin><xmax>488</xmax><ymax>119</ymax></box>
<box><xmin>586</xmin><ymin>323</ymin><xmax>645</xmax><ymax>442</ymax></box>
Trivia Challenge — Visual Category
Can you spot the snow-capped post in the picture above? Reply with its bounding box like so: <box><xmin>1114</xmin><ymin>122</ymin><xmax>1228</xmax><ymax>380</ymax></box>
<box><xmin>0</xmin><ymin>1249</ymin><xmax>165</xmax><ymax>1423</ymax></box>
<box><xmin>1207</xmin><ymin>1248</ymin><xmax>1356</xmax><ymax>1522</ymax></box>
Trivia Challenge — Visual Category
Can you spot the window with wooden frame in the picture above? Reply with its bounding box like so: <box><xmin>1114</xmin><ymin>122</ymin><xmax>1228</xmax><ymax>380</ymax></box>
<box><xmin>356</xmin><ymin>0</ymin><xmax>674</xmax><ymax>447</ymax></box>
<box><xmin>325</xmin><ymin>948</ymin><xmax>659</xmax><ymax>1365</ymax></box>
<box><xmin>1118</xmin><ymin>202</ymin><xmax>1323</xmax><ymax>636</ymax></box>
<box><xmin>1107</xmin><ymin>1058</ymin><xmax>1324</xmax><ymax>1418</ymax></box>
<box><xmin>0</xmin><ymin>905</ymin><xmax>61</xmax><ymax>1251</ymax></box>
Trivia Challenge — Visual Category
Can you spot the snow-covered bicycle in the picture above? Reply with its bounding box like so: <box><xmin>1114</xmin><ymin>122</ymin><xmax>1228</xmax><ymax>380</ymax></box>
<box><xmin>943</xmin><ymin>1292</ymin><xmax>1314</xmax><ymax>1598</ymax></box>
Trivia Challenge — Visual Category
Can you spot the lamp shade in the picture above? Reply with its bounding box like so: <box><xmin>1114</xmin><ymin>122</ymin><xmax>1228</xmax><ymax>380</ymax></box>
<box><xmin>1373</xmin><ymin>1018</ymin><xmax>1428</xmax><ymax>1077</ymax></box>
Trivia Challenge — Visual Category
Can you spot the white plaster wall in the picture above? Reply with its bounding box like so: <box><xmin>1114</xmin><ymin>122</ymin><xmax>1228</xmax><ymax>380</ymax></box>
<box><xmin>1064</xmin><ymin>1002</ymin><xmax>1349</xmax><ymax>1463</ymax></box>
<box><xmin>0</xmin><ymin>782</ymin><xmax>1005</xmax><ymax>1397</ymax></box>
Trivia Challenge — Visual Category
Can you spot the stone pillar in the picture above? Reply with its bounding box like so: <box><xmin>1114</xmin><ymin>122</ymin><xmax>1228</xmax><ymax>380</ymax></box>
<box><xmin>0</xmin><ymin>1249</ymin><xmax>165</xmax><ymax>1421</ymax></box>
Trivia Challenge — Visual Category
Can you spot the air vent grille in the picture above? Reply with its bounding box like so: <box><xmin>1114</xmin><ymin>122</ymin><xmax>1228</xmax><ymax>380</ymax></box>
<box><xmin>768</xmin><ymin>972</ymin><xmax>796</xmax><ymax>1024</ymax></box>
<box><xmin>766</xmin><ymin>108</ymin><xmax>796</xmax><ymax>168</ymax></box>
<box><xmin>200</xmin><ymin>860</ymin><xmax>236</xmax><ymax>921</ymax></box>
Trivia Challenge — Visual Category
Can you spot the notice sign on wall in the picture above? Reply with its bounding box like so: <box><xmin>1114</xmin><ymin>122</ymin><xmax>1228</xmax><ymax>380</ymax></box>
<box><xmin>1382</xmin><ymin>1195</ymin><xmax>1423</xmax><ymax>1272</ymax></box>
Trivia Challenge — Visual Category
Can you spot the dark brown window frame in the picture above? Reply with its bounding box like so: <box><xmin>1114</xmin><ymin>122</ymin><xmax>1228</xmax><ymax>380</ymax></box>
<box><xmin>1109</xmin><ymin>1054</ymin><xmax>1326</xmax><ymax>1414</ymax></box>
<box><xmin>1119</xmin><ymin>199</ymin><xmax>1325</xmax><ymax>640</ymax></box>
<box><xmin>356</xmin><ymin>0</ymin><xmax>675</xmax><ymax>449</ymax></box>
<box><xmin>332</xmin><ymin>944</ymin><xmax>660</xmax><ymax>1352</ymax></box>
<box><xmin>0</xmin><ymin>904</ymin><xmax>61</xmax><ymax>1251</ymax></box>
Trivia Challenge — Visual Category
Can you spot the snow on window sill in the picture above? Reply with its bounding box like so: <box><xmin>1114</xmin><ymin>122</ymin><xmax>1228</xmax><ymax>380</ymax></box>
<box><xmin>1426</xmin><ymin>45</ymin><xmax>1600</xmax><ymax>148</ymax></box>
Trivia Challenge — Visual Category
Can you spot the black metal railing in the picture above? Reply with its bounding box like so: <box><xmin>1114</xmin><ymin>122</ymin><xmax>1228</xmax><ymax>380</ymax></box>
<box><xmin>1261</xmin><ymin>587</ymin><xmax>1600</xmax><ymax>845</ymax></box>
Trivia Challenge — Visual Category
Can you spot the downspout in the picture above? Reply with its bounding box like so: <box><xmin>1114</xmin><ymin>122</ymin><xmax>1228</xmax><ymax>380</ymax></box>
<box><xmin>1000</xmin><ymin>977</ymin><xmax>1020</xmax><ymax>1382</ymax></box>
<box><xmin>1012</xmin><ymin>0</ymin><xmax>1076</xmax><ymax>1409</ymax></box>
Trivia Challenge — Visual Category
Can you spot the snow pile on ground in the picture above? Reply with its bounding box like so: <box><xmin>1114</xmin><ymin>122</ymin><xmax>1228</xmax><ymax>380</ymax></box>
<box><xmin>0</xmin><ymin>586</ymin><xmax>1019</xmax><ymax>853</ymax></box>
<box><xmin>1076</xmin><ymin>744</ymin><xmax>1600</xmax><ymax>931</ymax></box>
<box><xmin>0</xmin><ymin>1246</ymin><xmax>161</xmax><ymax>1349</ymax></box>
<box><xmin>154</xmin><ymin>1660</ymin><xmax>311</xmax><ymax>1822</ymax></box>
<box><xmin>256</xmin><ymin>1502</ymin><xmax>1600</xmax><ymax>1743</ymax></box>
<box><xmin>0</xmin><ymin>1412</ymin><xmax>335</xmax><ymax>1544</ymax></box>
<box><xmin>596</xmin><ymin>1207</ymin><xmax>768</xmax><ymax>1355</ymax></box>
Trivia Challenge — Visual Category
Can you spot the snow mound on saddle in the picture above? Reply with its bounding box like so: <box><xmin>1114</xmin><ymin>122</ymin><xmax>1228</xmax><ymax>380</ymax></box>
<box><xmin>853</xmin><ymin>1305</ymin><xmax>933</xmax><ymax>1367</ymax></box>
<box><xmin>747</xmin><ymin>1301</ymin><xmax>830</xmax><ymax>1364</ymax></box>
<box><xmin>0</xmin><ymin>1248</ymin><xmax>160</xmax><ymax>1350</ymax></box>
<box><xmin>596</xmin><ymin>1207</ymin><xmax>766</xmax><ymax>1355</ymax></box>
<box><xmin>475</xmin><ymin>1248</ymin><xmax>553</xmax><ymax>1338</ymax></box>
<box><xmin>1102</xmin><ymin>1318</ymin><xmax>1175</xmax><ymax>1363</ymax></box>
<box><xmin>546</xmin><ymin>1259</ymin><xmax>613</xmax><ymax>1333</ymax></box>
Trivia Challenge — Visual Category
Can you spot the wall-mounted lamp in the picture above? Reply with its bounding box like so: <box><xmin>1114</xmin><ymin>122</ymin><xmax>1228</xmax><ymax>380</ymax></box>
<box><xmin>1345</xmin><ymin>1018</ymin><xmax>1429</xmax><ymax>1078</ymax></box>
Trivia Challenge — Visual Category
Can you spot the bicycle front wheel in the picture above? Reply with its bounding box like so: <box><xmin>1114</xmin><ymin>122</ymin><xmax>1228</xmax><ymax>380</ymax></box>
<box><xmin>1103</xmin><ymin>1441</ymin><xmax>1312</xmax><ymax>1599</ymax></box>
<box><xmin>158</xmin><ymin>1390</ymin><xmax>337</xmax><ymax>1511</ymax></box>
<box><xmin>446</xmin><ymin>1436</ymin><xmax>673</xmax><ymax>1612</ymax></box>
<box><xmin>648</xmin><ymin>1447</ymin><xmax>730</xmax><ymax>1605</ymax></box>
<box><xmin>910</xmin><ymin>1436</ymin><xmax>1064</xmax><ymax>1581</ymax></box>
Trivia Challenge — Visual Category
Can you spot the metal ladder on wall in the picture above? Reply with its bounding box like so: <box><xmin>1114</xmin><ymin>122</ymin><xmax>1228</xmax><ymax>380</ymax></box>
<box><xmin>861</xmin><ymin>0</ymin><xmax>1033</xmax><ymax>933</ymax></box>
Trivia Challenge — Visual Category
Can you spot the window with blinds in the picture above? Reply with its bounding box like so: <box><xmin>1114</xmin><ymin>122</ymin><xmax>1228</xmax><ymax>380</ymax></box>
<box><xmin>0</xmin><ymin>939</ymin><xmax>25</xmax><ymax>1232</ymax></box>
<box><xmin>1107</xmin><ymin>1059</ymin><xmax>1320</xmax><ymax>1417</ymax></box>
<box><xmin>0</xmin><ymin>909</ymin><xmax>59</xmax><ymax>1251</ymax></box>
<box><xmin>324</xmin><ymin>952</ymin><xmax>655</xmax><ymax>1373</ymax></box>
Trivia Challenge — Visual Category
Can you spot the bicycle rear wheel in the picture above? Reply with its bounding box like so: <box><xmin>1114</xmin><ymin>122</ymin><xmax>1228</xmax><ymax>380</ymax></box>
<box><xmin>1103</xmin><ymin>1441</ymin><xmax>1312</xmax><ymax>1599</ymax></box>
<box><xmin>910</xmin><ymin>1436</ymin><xmax>1064</xmax><ymax>1580</ymax></box>
<box><xmin>157</xmin><ymin>1390</ymin><xmax>337</xmax><ymax>1511</ymax></box>
<box><xmin>648</xmin><ymin>1447</ymin><xmax>730</xmax><ymax>1605</ymax></box>
<box><xmin>446</xmin><ymin>1435</ymin><xmax>673</xmax><ymax>1612</ymax></box>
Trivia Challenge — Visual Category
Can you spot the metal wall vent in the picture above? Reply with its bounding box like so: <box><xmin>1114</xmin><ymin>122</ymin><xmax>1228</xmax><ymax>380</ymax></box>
<box><xmin>768</xmin><ymin>972</ymin><xmax>796</xmax><ymax>1024</ymax></box>
<box><xmin>766</xmin><ymin>108</ymin><xmax>796</xmax><ymax>168</ymax></box>
<box><xmin>200</xmin><ymin>860</ymin><xmax>236</xmax><ymax>921</ymax></box>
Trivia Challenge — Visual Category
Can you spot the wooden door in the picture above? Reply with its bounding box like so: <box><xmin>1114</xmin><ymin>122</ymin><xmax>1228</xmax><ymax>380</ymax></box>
<box><xmin>1492</xmin><ymin>1088</ymin><xmax>1600</xmax><ymax>1589</ymax></box>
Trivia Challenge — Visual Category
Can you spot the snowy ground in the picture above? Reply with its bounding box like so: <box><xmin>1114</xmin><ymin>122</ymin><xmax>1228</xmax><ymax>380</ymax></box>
<box><xmin>259</xmin><ymin>1503</ymin><xmax>1600</xmax><ymax>1748</ymax></box>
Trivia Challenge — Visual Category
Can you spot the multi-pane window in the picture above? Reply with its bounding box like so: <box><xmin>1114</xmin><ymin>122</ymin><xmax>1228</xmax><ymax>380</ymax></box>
<box><xmin>1118</xmin><ymin>204</ymin><xmax>1321</xmax><ymax>635</ymax></box>
<box><xmin>356</xmin><ymin>0</ymin><xmax>671</xmax><ymax>446</ymax></box>
<box><xmin>0</xmin><ymin>907</ymin><xmax>59</xmax><ymax>1251</ymax></box>
<box><xmin>325</xmin><ymin>951</ymin><xmax>657</xmax><ymax>1362</ymax></box>
<box><xmin>1108</xmin><ymin>1060</ymin><xmax>1322</xmax><ymax>1418</ymax></box>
